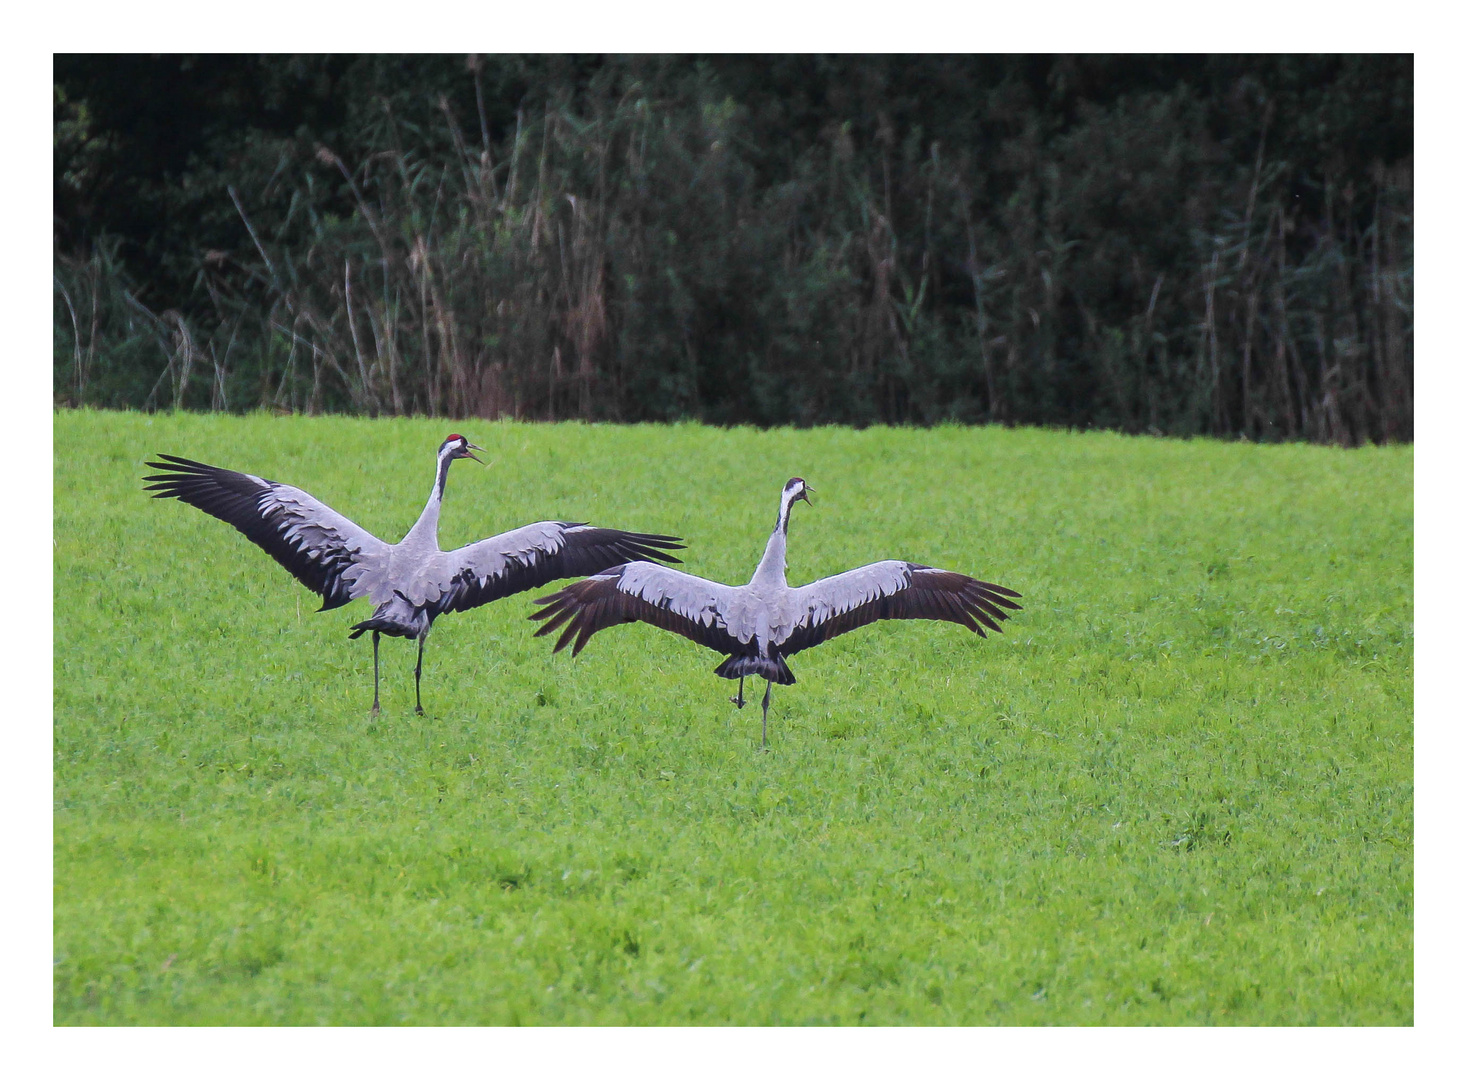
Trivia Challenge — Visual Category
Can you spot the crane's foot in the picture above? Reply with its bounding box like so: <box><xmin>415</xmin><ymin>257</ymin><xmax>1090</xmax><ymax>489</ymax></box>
<box><xmin>730</xmin><ymin>676</ymin><xmax>746</xmax><ymax>709</ymax></box>
<box><xmin>370</xmin><ymin>702</ymin><xmax>381</xmax><ymax>718</ymax></box>
<box><xmin>414</xmin><ymin>705</ymin><xmax>425</xmax><ymax>717</ymax></box>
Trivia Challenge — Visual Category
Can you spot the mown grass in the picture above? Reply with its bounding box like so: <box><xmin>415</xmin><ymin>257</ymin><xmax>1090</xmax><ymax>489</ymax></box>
<box><xmin>53</xmin><ymin>411</ymin><xmax>1412</xmax><ymax>1024</ymax></box>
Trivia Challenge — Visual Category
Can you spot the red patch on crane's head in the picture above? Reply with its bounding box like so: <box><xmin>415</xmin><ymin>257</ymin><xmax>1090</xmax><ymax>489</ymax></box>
<box><xmin>446</xmin><ymin>433</ymin><xmax>464</xmax><ymax>443</ymax></box>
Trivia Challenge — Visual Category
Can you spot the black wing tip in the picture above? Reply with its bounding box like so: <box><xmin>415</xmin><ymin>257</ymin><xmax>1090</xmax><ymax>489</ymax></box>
<box><xmin>144</xmin><ymin>453</ymin><xmax>223</xmax><ymax>490</ymax></box>
<box><xmin>146</xmin><ymin>453</ymin><xmax>209</xmax><ymax>470</ymax></box>
<box><xmin>622</xmin><ymin>532</ymin><xmax>685</xmax><ymax>557</ymax></box>
<box><xmin>977</xmin><ymin>580</ymin><xmax>1023</xmax><ymax>599</ymax></box>
<box><xmin>568</xmin><ymin>525</ymin><xmax>683</xmax><ymax>545</ymax></box>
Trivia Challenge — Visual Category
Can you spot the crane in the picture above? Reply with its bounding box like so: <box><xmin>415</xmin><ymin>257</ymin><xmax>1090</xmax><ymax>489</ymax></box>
<box><xmin>530</xmin><ymin>477</ymin><xmax>1021</xmax><ymax>747</ymax></box>
<box><xmin>144</xmin><ymin>434</ymin><xmax>684</xmax><ymax>715</ymax></box>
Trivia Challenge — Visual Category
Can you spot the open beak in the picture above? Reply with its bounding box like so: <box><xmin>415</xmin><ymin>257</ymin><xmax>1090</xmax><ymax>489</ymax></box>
<box><xmin>802</xmin><ymin>487</ymin><xmax>815</xmax><ymax>506</ymax></box>
<box><xmin>465</xmin><ymin>442</ymin><xmax>486</xmax><ymax>465</ymax></box>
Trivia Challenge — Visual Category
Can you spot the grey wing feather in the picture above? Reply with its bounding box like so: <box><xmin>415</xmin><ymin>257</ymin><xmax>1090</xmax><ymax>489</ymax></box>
<box><xmin>424</xmin><ymin>523</ymin><xmax>684</xmax><ymax>614</ymax></box>
<box><xmin>530</xmin><ymin>562</ymin><xmax>748</xmax><ymax>657</ymax></box>
<box><xmin>143</xmin><ymin>454</ymin><xmax>388</xmax><ymax>610</ymax></box>
<box><xmin>776</xmin><ymin>560</ymin><xmax>1022</xmax><ymax>655</ymax></box>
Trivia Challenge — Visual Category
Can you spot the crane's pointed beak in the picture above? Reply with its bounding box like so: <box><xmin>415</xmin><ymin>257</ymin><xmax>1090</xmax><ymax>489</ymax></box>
<box><xmin>802</xmin><ymin>486</ymin><xmax>815</xmax><ymax>506</ymax></box>
<box><xmin>465</xmin><ymin>442</ymin><xmax>486</xmax><ymax>465</ymax></box>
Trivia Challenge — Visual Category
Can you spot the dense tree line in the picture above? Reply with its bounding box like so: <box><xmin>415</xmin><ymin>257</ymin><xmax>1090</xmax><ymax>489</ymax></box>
<box><xmin>54</xmin><ymin>55</ymin><xmax>1412</xmax><ymax>443</ymax></box>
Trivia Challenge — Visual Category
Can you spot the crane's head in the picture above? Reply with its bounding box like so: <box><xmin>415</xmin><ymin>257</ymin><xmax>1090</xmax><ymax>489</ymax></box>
<box><xmin>783</xmin><ymin>477</ymin><xmax>813</xmax><ymax>507</ymax></box>
<box><xmin>440</xmin><ymin>433</ymin><xmax>485</xmax><ymax>464</ymax></box>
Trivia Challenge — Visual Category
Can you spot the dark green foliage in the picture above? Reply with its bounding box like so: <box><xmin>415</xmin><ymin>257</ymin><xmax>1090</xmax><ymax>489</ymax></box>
<box><xmin>54</xmin><ymin>56</ymin><xmax>1411</xmax><ymax>443</ymax></box>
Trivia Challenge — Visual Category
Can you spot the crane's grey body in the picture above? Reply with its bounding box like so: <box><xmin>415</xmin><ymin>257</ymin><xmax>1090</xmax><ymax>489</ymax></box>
<box><xmin>533</xmin><ymin>478</ymin><xmax>1021</xmax><ymax>746</ymax></box>
<box><xmin>145</xmin><ymin>436</ymin><xmax>682</xmax><ymax>714</ymax></box>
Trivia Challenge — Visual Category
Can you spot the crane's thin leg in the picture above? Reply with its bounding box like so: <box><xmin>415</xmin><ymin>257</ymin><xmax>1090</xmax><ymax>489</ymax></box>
<box><xmin>371</xmin><ymin>631</ymin><xmax>381</xmax><ymax>716</ymax></box>
<box><xmin>760</xmin><ymin>679</ymin><xmax>773</xmax><ymax>750</ymax></box>
<box><xmin>730</xmin><ymin>676</ymin><xmax>745</xmax><ymax>709</ymax></box>
<box><xmin>414</xmin><ymin>636</ymin><xmax>426</xmax><ymax>716</ymax></box>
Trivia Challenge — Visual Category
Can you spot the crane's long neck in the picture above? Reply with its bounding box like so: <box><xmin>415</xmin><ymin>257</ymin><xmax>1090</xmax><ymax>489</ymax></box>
<box><xmin>750</xmin><ymin>491</ymin><xmax>797</xmax><ymax>589</ymax></box>
<box><xmin>403</xmin><ymin>448</ymin><xmax>455</xmax><ymax>548</ymax></box>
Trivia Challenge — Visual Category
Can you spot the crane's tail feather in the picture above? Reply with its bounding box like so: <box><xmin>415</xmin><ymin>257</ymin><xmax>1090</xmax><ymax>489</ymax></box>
<box><xmin>714</xmin><ymin>653</ymin><xmax>795</xmax><ymax>685</ymax></box>
<box><xmin>348</xmin><ymin>592</ymin><xmax>428</xmax><ymax>639</ymax></box>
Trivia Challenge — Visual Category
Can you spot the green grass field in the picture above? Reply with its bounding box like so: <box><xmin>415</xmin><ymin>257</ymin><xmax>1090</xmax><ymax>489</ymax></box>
<box><xmin>53</xmin><ymin>411</ymin><xmax>1413</xmax><ymax>1024</ymax></box>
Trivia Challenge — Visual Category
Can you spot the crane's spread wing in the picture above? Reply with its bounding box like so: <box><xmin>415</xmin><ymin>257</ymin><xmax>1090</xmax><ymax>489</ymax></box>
<box><xmin>776</xmin><ymin>561</ymin><xmax>1021</xmax><ymax>656</ymax></box>
<box><xmin>143</xmin><ymin>454</ymin><xmax>388</xmax><ymax>610</ymax></box>
<box><xmin>529</xmin><ymin>562</ymin><xmax>747</xmax><ymax>657</ymax></box>
<box><xmin>427</xmin><ymin>524</ymin><xmax>684</xmax><ymax>615</ymax></box>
